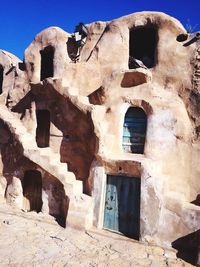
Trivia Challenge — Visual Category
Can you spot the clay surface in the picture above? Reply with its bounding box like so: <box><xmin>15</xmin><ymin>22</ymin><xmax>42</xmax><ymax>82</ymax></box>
<box><xmin>0</xmin><ymin>11</ymin><xmax>199</xmax><ymax>265</ymax></box>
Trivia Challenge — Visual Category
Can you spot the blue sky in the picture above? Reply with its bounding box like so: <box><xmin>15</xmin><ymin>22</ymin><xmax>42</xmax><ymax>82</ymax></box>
<box><xmin>0</xmin><ymin>0</ymin><xmax>199</xmax><ymax>60</ymax></box>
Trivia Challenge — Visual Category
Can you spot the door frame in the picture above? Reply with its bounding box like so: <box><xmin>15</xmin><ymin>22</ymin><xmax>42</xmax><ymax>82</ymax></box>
<box><xmin>101</xmin><ymin>173</ymin><xmax>141</xmax><ymax>239</ymax></box>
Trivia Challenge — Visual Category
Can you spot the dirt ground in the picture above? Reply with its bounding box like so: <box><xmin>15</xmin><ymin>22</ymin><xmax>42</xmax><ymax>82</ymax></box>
<box><xmin>0</xmin><ymin>203</ymin><xmax>194</xmax><ymax>267</ymax></box>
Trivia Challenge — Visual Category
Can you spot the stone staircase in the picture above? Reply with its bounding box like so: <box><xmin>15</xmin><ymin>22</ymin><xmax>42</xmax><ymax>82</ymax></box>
<box><xmin>0</xmin><ymin>105</ymin><xmax>93</xmax><ymax>229</ymax></box>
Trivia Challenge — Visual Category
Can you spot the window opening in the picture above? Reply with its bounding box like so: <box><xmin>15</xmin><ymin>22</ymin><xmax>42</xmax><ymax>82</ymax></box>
<box><xmin>40</xmin><ymin>46</ymin><xmax>54</xmax><ymax>80</ymax></box>
<box><xmin>129</xmin><ymin>27</ymin><xmax>157</xmax><ymax>69</ymax></box>
<box><xmin>123</xmin><ymin>107</ymin><xmax>147</xmax><ymax>154</ymax></box>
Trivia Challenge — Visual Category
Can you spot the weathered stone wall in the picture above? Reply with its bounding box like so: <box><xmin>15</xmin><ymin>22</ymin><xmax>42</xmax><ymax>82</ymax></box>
<box><xmin>0</xmin><ymin>11</ymin><xmax>199</xmax><ymax>250</ymax></box>
<box><xmin>0</xmin><ymin>50</ymin><xmax>29</xmax><ymax>107</ymax></box>
<box><xmin>0</xmin><ymin>120</ymin><xmax>68</xmax><ymax>224</ymax></box>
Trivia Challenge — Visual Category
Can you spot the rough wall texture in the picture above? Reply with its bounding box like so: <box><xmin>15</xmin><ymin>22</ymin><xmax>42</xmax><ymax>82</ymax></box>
<box><xmin>0</xmin><ymin>11</ymin><xmax>199</xmax><ymax>252</ymax></box>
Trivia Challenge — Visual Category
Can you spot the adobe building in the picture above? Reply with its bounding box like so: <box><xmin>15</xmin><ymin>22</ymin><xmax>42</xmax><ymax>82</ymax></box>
<box><xmin>0</xmin><ymin>11</ymin><xmax>199</xmax><ymax>249</ymax></box>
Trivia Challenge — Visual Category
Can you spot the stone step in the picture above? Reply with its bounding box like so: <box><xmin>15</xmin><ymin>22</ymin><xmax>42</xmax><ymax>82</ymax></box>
<box><xmin>67</xmin><ymin>193</ymin><xmax>93</xmax><ymax>229</ymax></box>
<box><xmin>38</xmin><ymin>147</ymin><xmax>52</xmax><ymax>155</ymax></box>
<box><xmin>55</xmin><ymin>175</ymin><xmax>83</xmax><ymax>196</ymax></box>
<box><xmin>39</xmin><ymin>148</ymin><xmax>68</xmax><ymax>171</ymax></box>
<box><xmin>67</xmin><ymin>205</ymin><xmax>93</xmax><ymax>230</ymax></box>
<box><xmin>69</xmin><ymin>194</ymin><xmax>93</xmax><ymax>212</ymax></box>
<box><xmin>0</xmin><ymin>106</ymin><xmax>92</xmax><ymax>229</ymax></box>
<box><xmin>13</xmin><ymin>126</ymin><xmax>28</xmax><ymax>135</ymax></box>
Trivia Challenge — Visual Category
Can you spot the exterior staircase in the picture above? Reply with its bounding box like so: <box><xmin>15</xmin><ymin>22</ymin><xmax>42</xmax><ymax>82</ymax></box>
<box><xmin>0</xmin><ymin>105</ymin><xmax>93</xmax><ymax>229</ymax></box>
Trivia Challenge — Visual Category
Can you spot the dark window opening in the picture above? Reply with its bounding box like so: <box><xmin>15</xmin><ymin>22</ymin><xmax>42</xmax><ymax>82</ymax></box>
<box><xmin>18</xmin><ymin>62</ymin><xmax>26</xmax><ymax>71</ymax></box>
<box><xmin>129</xmin><ymin>27</ymin><xmax>157</xmax><ymax>69</ymax></box>
<box><xmin>176</xmin><ymin>34</ymin><xmax>188</xmax><ymax>42</ymax></box>
<box><xmin>36</xmin><ymin>110</ymin><xmax>50</xmax><ymax>148</ymax></box>
<box><xmin>123</xmin><ymin>107</ymin><xmax>147</xmax><ymax>154</ymax></box>
<box><xmin>67</xmin><ymin>37</ymin><xmax>79</xmax><ymax>62</ymax></box>
<box><xmin>0</xmin><ymin>65</ymin><xmax>4</xmax><ymax>94</ymax></box>
<box><xmin>40</xmin><ymin>46</ymin><xmax>54</xmax><ymax>80</ymax></box>
<box><xmin>23</xmin><ymin>170</ymin><xmax>43</xmax><ymax>213</ymax></box>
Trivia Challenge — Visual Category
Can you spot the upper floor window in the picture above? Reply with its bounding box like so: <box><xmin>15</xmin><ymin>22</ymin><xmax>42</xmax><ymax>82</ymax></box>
<box><xmin>40</xmin><ymin>46</ymin><xmax>54</xmax><ymax>80</ymax></box>
<box><xmin>123</xmin><ymin>107</ymin><xmax>147</xmax><ymax>154</ymax></box>
<box><xmin>129</xmin><ymin>26</ymin><xmax>157</xmax><ymax>69</ymax></box>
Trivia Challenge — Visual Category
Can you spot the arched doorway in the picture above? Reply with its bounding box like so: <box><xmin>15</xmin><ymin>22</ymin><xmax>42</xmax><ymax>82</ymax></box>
<box><xmin>0</xmin><ymin>65</ymin><xmax>3</xmax><ymax>94</ymax></box>
<box><xmin>36</xmin><ymin>110</ymin><xmax>50</xmax><ymax>148</ymax></box>
<box><xmin>23</xmin><ymin>170</ymin><xmax>43</xmax><ymax>212</ymax></box>
<box><xmin>123</xmin><ymin>107</ymin><xmax>147</xmax><ymax>154</ymax></box>
<box><xmin>40</xmin><ymin>46</ymin><xmax>54</xmax><ymax>80</ymax></box>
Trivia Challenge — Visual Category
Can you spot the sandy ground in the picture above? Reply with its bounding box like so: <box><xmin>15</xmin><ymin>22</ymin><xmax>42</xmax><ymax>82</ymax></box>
<box><xmin>0</xmin><ymin>204</ymin><xmax>194</xmax><ymax>267</ymax></box>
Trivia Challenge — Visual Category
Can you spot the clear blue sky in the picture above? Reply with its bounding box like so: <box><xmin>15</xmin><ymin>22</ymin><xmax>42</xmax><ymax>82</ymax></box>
<box><xmin>0</xmin><ymin>0</ymin><xmax>199</xmax><ymax>60</ymax></box>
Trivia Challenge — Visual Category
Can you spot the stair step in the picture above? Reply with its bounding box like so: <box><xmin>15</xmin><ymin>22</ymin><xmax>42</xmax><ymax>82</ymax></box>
<box><xmin>49</xmin><ymin>157</ymin><xmax>64</xmax><ymax>166</ymax></box>
<box><xmin>56</xmin><ymin>164</ymin><xmax>68</xmax><ymax>174</ymax></box>
<box><xmin>67</xmin><ymin>204</ymin><xmax>93</xmax><ymax>230</ymax></box>
<box><xmin>0</xmin><ymin>106</ymin><xmax>92</xmax><ymax>225</ymax></box>
<box><xmin>19</xmin><ymin>135</ymin><xmax>36</xmax><ymax>146</ymax></box>
<box><xmin>13</xmin><ymin>127</ymin><xmax>28</xmax><ymax>135</ymax></box>
<box><xmin>70</xmin><ymin>194</ymin><xmax>93</xmax><ymax>212</ymax></box>
<box><xmin>63</xmin><ymin>178</ymin><xmax>83</xmax><ymax>196</ymax></box>
<box><xmin>38</xmin><ymin>147</ymin><xmax>52</xmax><ymax>155</ymax></box>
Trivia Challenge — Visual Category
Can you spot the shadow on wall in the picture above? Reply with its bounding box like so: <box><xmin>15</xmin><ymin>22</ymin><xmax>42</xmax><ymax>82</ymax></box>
<box><xmin>11</xmin><ymin>82</ymin><xmax>97</xmax><ymax>195</ymax></box>
<box><xmin>0</xmin><ymin>117</ymin><xmax>69</xmax><ymax>228</ymax></box>
<box><xmin>172</xmin><ymin>229</ymin><xmax>200</xmax><ymax>266</ymax></box>
<box><xmin>22</xmin><ymin>168</ymin><xmax>70</xmax><ymax>228</ymax></box>
<box><xmin>0</xmin><ymin>119</ymin><xmax>24</xmax><ymax>175</ymax></box>
<box><xmin>42</xmin><ymin>173</ymin><xmax>70</xmax><ymax>228</ymax></box>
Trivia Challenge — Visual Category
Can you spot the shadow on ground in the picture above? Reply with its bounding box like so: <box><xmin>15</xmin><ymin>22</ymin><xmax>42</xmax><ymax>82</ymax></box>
<box><xmin>172</xmin><ymin>229</ymin><xmax>200</xmax><ymax>266</ymax></box>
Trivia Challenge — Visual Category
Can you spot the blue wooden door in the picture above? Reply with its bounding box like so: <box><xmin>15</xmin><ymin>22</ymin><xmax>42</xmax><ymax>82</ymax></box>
<box><xmin>123</xmin><ymin>107</ymin><xmax>147</xmax><ymax>154</ymax></box>
<box><xmin>104</xmin><ymin>175</ymin><xmax>140</xmax><ymax>239</ymax></box>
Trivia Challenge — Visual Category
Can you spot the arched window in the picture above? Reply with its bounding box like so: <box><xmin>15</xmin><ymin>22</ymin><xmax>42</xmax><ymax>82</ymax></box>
<box><xmin>123</xmin><ymin>107</ymin><xmax>147</xmax><ymax>154</ymax></box>
<box><xmin>0</xmin><ymin>65</ymin><xmax>3</xmax><ymax>94</ymax></box>
<box><xmin>40</xmin><ymin>46</ymin><xmax>54</xmax><ymax>80</ymax></box>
